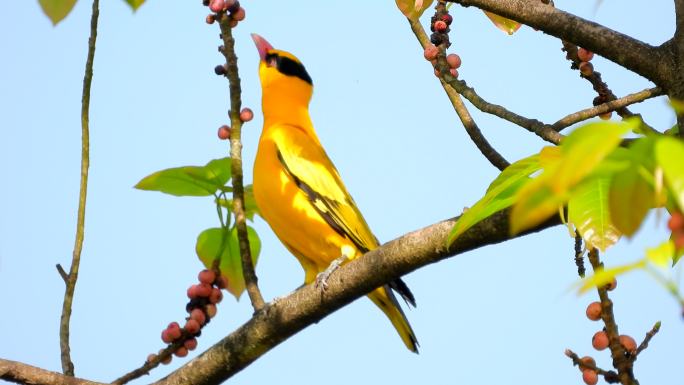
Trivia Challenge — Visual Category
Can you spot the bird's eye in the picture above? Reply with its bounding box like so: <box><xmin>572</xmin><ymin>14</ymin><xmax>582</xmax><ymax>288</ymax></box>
<box><xmin>268</xmin><ymin>57</ymin><xmax>278</xmax><ymax>68</ymax></box>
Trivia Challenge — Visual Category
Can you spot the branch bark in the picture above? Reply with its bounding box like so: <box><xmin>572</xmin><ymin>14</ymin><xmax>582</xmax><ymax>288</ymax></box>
<box><xmin>153</xmin><ymin>210</ymin><xmax>561</xmax><ymax>385</ymax></box>
<box><xmin>0</xmin><ymin>359</ymin><xmax>104</xmax><ymax>385</ymax></box>
<box><xmin>450</xmin><ymin>0</ymin><xmax>673</xmax><ymax>89</ymax></box>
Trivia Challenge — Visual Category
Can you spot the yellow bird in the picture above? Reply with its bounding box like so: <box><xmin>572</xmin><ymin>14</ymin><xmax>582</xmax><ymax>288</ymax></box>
<box><xmin>251</xmin><ymin>34</ymin><xmax>418</xmax><ymax>352</ymax></box>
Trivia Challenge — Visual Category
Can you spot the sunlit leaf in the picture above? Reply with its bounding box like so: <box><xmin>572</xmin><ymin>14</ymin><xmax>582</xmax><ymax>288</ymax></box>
<box><xmin>395</xmin><ymin>0</ymin><xmax>434</xmax><ymax>21</ymax></box>
<box><xmin>196</xmin><ymin>226</ymin><xmax>261</xmax><ymax>300</ymax></box>
<box><xmin>510</xmin><ymin>176</ymin><xmax>565</xmax><ymax>235</ymax></box>
<box><xmin>449</xmin><ymin>154</ymin><xmax>540</xmax><ymax>243</ymax></box>
<box><xmin>483</xmin><ymin>11</ymin><xmax>522</xmax><ymax>35</ymax></box>
<box><xmin>569</xmin><ymin>177</ymin><xmax>621</xmax><ymax>251</ymax></box>
<box><xmin>609</xmin><ymin>167</ymin><xmax>652</xmax><ymax>237</ymax></box>
<box><xmin>39</xmin><ymin>0</ymin><xmax>78</xmax><ymax>25</ymax></box>
<box><xmin>577</xmin><ymin>261</ymin><xmax>644</xmax><ymax>294</ymax></box>
<box><xmin>646</xmin><ymin>240</ymin><xmax>674</xmax><ymax>268</ymax></box>
<box><xmin>655</xmin><ymin>137</ymin><xmax>684</xmax><ymax>211</ymax></box>
<box><xmin>124</xmin><ymin>0</ymin><xmax>145</xmax><ymax>11</ymax></box>
<box><xmin>135</xmin><ymin>157</ymin><xmax>232</xmax><ymax>197</ymax></box>
<box><xmin>216</xmin><ymin>185</ymin><xmax>261</xmax><ymax>221</ymax></box>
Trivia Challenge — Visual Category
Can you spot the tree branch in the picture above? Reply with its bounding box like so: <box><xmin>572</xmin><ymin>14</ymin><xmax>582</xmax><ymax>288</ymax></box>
<box><xmin>60</xmin><ymin>0</ymin><xmax>98</xmax><ymax>376</ymax></box>
<box><xmin>153</xmin><ymin>210</ymin><xmax>561</xmax><ymax>385</ymax></box>
<box><xmin>449</xmin><ymin>0</ymin><xmax>673</xmax><ymax>89</ymax></box>
<box><xmin>216</xmin><ymin>13</ymin><xmax>265</xmax><ymax>311</ymax></box>
<box><xmin>0</xmin><ymin>358</ymin><xmax>104</xmax><ymax>385</ymax></box>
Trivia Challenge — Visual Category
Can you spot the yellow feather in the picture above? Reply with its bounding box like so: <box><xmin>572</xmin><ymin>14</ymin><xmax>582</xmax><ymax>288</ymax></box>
<box><xmin>252</xmin><ymin>39</ymin><xmax>418</xmax><ymax>352</ymax></box>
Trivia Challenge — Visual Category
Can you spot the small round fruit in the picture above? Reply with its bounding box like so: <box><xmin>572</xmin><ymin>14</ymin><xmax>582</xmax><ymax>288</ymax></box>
<box><xmin>579</xmin><ymin>356</ymin><xmax>596</xmax><ymax>371</ymax></box>
<box><xmin>160</xmin><ymin>350</ymin><xmax>172</xmax><ymax>365</ymax></box>
<box><xmin>582</xmin><ymin>369</ymin><xmax>599</xmax><ymax>385</ymax></box>
<box><xmin>209</xmin><ymin>287</ymin><xmax>223</xmax><ymax>304</ymax></box>
<box><xmin>586</xmin><ymin>301</ymin><xmax>602</xmax><ymax>321</ymax></box>
<box><xmin>430</xmin><ymin>32</ymin><xmax>445</xmax><ymax>46</ymax></box>
<box><xmin>579</xmin><ymin>61</ymin><xmax>594</xmax><ymax>76</ymax></box>
<box><xmin>668</xmin><ymin>212</ymin><xmax>684</xmax><ymax>231</ymax></box>
<box><xmin>228</xmin><ymin>19</ymin><xmax>238</xmax><ymax>28</ymax></box>
<box><xmin>190</xmin><ymin>308</ymin><xmax>207</xmax><ymax>325</ymax></box>
<box><xmin>205</xmin><ymin>303</ymin><xmax>218</xmax><ymax>318</ymax></box>
<box><xmin>619</xmin><ymin>335</ymin><xmax>637</xmax><ymax>353</ymax></box>
<box><xmin>168</xmin><ymin>326</ymin><xmax>182</xmax><ymax>341</ymax></box>
<box><xmin>434</xmin><ymin>20</ymin><xmax>448</xmax><ymax>32</ymax></box>
<box><xmin>214</xmin><ymin>64</ymin><xmax>226</xmax><ymax>76</ymax></box>
<box><xmin>674</xmin><ymin>233</ymin><xmax>684</xmax><ymax>249</ymax></box>
<box><xmin>174</xmin><ymin>347</ymin><xmax>189</xmax><ymax>358</ymax></box>
<box><xmin>449</xmin><ymin>68</ymin><xmax>459</xmax><ymax>78</ymax></box>
<box><xmin>185</xmin><ymin>319</ymin><xmax>201</xmax><ymax>334</ymax></box>
<box><xmin>424</xmin><ymin>45</ymin><xmax>439</xmax><ymax>61</ymax></box>
<box><xmin>578</xmin><ymin>48</ymin><xmax>594</xmax><ymax>62</ymax></box>
<box><xmin>187</xmin><ymin>284</ymin><xmax>200</xmax><ymax>299</ymax></box>
<box><xmin>441</xmin><ymin>14</ymin><xmax>453</xmax><ymax>25</ymax></box>
<box><xmin>215</xmin><ymin>276</ymin><xmax>228</xmax><ymax>289</ymax></box>
<box><xmin>197</xmin><ymin>283</ymin><xmax>213</xmax><ymax>298</ymax></box>
<box><xmin>206</xmin><ymin>14</ymin><xmax>215</xmax><ymax>24</ymax></box>
<box><xmin>198</xmin><ymin>269</ymin><xmax>216</xmax><ymax>285</ymax></box>
<box><xmin>446</xmin><ymin>53</ymin><xmax>461</xmax><ymax>69</ymax></box>
<box><xmin>184</xmin><ymin>337</ymin><xmax>198</xmax><ymax>351</ymax></box>
<box><xmin>161</xmin><ymin>329</ymin><xmax>174</xmax><ymax>344</ymax></box>
<box><xmin>226</xmin><ymin>0</ymin><xmax>240</xmax><ymax>13</ymax></box>
<box><xmin>209</xmin><ymin>0</ymin><xmax>225</xmax><ymax>13</ymax></box>
<box><xmin>605</xmin><ymin>278</ymin><xmax>617</xmax><ymax>291</ymax></box>
<box><xmin>592</xmin><ymin>330</ymin><xmax>609</xmax><ymax>351</ymax></box>
<box><xmin>146</xmin><ymin>353</ymin><xmax>157</xmax><ymax>364</ymax></box>
<box><xmin>240</xmin><ymin>108</ymin><xmax>254</xmax><ymax>122</ymax></box>
<box><xmin>218</xmin><ymin>125</ymin><xmax>231</xmax><ymax>140</ymax></box>
<box><xmin>232</xmin><ymin>7</ymin><xmax>246</xmax><ymax>21</ymax></box>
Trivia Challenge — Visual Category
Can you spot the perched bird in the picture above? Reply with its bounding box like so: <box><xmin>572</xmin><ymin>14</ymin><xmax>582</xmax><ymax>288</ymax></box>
<box><xmin>251</xmin><ymin>34</ymin><xmax>418</xmax><ymax>352</ymax></box>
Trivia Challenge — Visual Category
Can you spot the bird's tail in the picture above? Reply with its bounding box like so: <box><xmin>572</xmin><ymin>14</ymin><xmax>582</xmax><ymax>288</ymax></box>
<box><xmin>368</xmin><ymin>285</ymin><xmax>419</xmax><ymax>353</ymax></box>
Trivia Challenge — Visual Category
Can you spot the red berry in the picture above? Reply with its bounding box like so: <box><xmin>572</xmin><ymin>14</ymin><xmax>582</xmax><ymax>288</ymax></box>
<box><xmin>214</xmin><ymin>64</ymin><xmax>227</xmax><ymax>76</ymax></box>
<box><xmin>198</xmin><ymin>269</ymin><xmax>216</xmax><ymax>285</ymax></box>
<box><xmin>579</xmin><ymin>356</ymin><xmax>596</xmax><ymax>371</ymax></box>
<box><xmin>668</xmin><ymin>212</ymin><xmax>684</xmax><ymax>231</ymax></box>
<box><xmin>174</xmin><ymin>347</ymin><xmax>189</xmax><ymax>358</ymax></box>
<box><xmin>184</xmin><ymin>337</ymin><xmax>198</xmax><ymax>351</ymax></box>
<box><xmin>215</xmin><ymin>276</ymin><xmax>228</xmax><ymax>289</ymax></box>
<box><xmin>187</xmin><ymin>284</ymin><xmax>200</xmax><ymax>299</ymax></box>
<box><xmin>605</xmin><ymin>278</ymin><xmax>617</xmax><ymax>291</ymax></box>
<box><xmin>168</xmin><ymin>321</ymin><xmax>180</xmax><ymax>330</ymax></box>
<box><xmin>586</xmin><ymin>301</ymin><xmax>602</xmax><ymax>321</ymax></box>
<box><xmin>190</xmin><ymin>308</ymin><xmax>207</xmax><ymax>325</ymax></box>
<box><xmin>619</xmin><ymin>335</ymin><xmax>637</xmax><ymax>353</ymax></box>
<box><xmin>592</xmin><ymin>331</ymin><xmax>609</xmax><ymax>350</ymax></box>
<box><xmin>228</xmin><ymin>19</ymin><xmax>238</xmax><ymax>28</ymax></box>
<box><xmin>675</xmin><ymin>233</ymin><xmax>684</xmax><ymax>249</ymax></box>
<box><xmin>434</xmin><ymin>20</ymin><xmax>448</xmax><ymax>32</ymax></box>
<box><xmin>205</xmin><ymin>303</ymin><xmax>218</xmax><ymax>318</ymax></box>
<box><xmin>424</xmin><ymin>45</ymin><xmax>439</xmax><ymax>61</ymax></box>
<box><xmin>449</xmin><ymin>68</ymin><xmax>459</xmax><ymax>78</ymax></box>
<box><xmin>446</xmin><ymin>53</ymin><xmax>461</xmax><ymax>69</ymax></box>
<box><xmin>209</xmin><ymin>287</ymin><xmax>223</xmax><ymax>304</ymax></box>
<box><xmin>206</xmin><ymin>14</ymin><xmax>215</xmax><ymax>24</ymax></box>
<box><xmin>209</xmin><ymin>0</ymin><xmax>225</xmax><ymax>13</ymax></box>
<box><xmin>167</xmin><ymin>325</ymin><xmax>182</xmax><ymax>341</ymax></box>
<box><xmin>218</xmin><ymin>125</ymin><xmax>231</xmax><ymax>140</ymax></box>
<box><xmin>197</xmin><ymin>283</ymin><xmax>213</xmax><ymax>298</ymax></box>
<box><xmin>161</xmin><ymin>329</ymin><xmax>173</xmax><ymax>344</ymax></box>
<box><xmin>579</xmin><ymin>61</ymin><xmax>594</xmax><ymax>76</ymax></box>
<box><xmin>240</xmin><ymin>108</ymin><xmax>254</xmax><ymax>122</ymax></box>
<box><xmin>578</xmin><ymin>48</ymin><xmax>594</xmax><ymax>62</ymax></box>
<box><xmin>146</xmin><ymin>353</ymin><xmax>157</xmax><ymax>364</ymax></box>
<box><xmin>582</xmin><ymin>369</ymin><xmax>599</xmax><ymax>385</ymax></box>
<box><xmin>232</xmin><ymin>7</ymin><xmax>246</xmax><ymax>21</ymax></box>
<box><xmin>441</xmin><ymin>14</ymin><xmax>453</xmax><ymax>25</ymax></box>
<box><xmin>160</xmin><ymin>350</ymin><xmax>172</xmax><ymax>365</ymax></box>
<box><xmin>185</xmin><ymin>319</ymin><xmax>201</xmax><ymax>334</ymax></box>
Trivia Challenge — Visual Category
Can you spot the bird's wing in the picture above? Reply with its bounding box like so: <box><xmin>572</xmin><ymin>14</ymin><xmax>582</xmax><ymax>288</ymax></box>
<box><xmin>273</xmin><ymin>124</ymin><xmax>379</xmax><ymax>253</ymax></box>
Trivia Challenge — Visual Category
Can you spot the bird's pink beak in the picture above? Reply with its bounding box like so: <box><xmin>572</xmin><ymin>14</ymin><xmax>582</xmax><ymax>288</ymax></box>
<box><xmin>251</xmin><ymin>33</ymin><xmax>273</xmax><ymax>62</ymax></box>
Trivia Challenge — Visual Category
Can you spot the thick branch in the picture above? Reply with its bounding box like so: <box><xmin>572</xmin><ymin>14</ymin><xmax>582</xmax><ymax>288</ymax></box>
<box><xmin>153</xmin><ymin>210</ymin><xmax>561</xmax><ymax>385</ymax></box>
<box><xmin>672</xmin><ymin>0</ymin><xmax>684</xmax><ymax>137</ymax></box>
<box><xmin>450</xmin><ymin>0</ymin><xmax>672</xmax><ymax>89</ymax></box>
<box><xmin>0</xmin><ymin>358</ymin><xmax>104</xmax><ymax>385</ymax></box>
<box><xmin>217</xmin><ymin>15</ymin><xmax>265</xmax><ymax>311</ymax></box>
<box><xmin>60</xmin><ymin>0</ymin><xmax>98</xmax><ymax>376</ymax></box>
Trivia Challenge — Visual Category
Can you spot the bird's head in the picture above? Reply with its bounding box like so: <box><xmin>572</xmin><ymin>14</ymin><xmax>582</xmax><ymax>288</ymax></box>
<box><xmin>251</xmin><ymin>34</ymin><xmax>313</xmax><ymax>108</ymax></box>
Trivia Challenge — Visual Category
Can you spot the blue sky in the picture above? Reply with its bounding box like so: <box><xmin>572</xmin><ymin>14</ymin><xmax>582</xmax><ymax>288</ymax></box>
<box><xmin>0</xmin><ymin>1</ymin><xmax>681</xmax><ymax>384</ymax></box>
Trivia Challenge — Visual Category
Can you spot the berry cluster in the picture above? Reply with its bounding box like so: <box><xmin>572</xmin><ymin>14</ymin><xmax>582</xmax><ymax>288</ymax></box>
<box><xmin>580</xmin><ymin>291</ymin><xmax>639</xmax><ymax>385</ymax></box>
<box><xmin>146</xmin><ymin>269</ymin><xmax>225</xmax><ymax>365</ymax></box>
<box><xmin>217</xmin><ymin>108</ymin><xmax>253</xmax><ymax>140</ymax></box>
<box><xmin>576</xmin><ymin>47</ymin><xmax>611</xmax><ymax>121</ymax></box>
<box><xmin>424</xmin><ymin>13</ymin><xmax>461</xmax><ymax>78</ymax></box>
<box><xmin>203</xmin><ymin>0</ymin><xmax>245</xmax><ymax>27</ymax></box>
<box><xmin>668</xmin><ymin>211</ymin><xmax>684</xmax><ymax>250</ymax></box>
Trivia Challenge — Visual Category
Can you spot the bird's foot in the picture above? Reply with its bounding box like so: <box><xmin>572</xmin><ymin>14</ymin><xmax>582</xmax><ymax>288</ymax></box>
<box><xmin>314</xmin><ymin>248</ymin><xmax>353</xmax><ymax>290</ymax></box>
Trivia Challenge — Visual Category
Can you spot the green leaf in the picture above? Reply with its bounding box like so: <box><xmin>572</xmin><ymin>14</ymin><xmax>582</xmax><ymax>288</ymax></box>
<box><xmin>135</xmin><ymin>157</ymin><xmax>232</xmax><ymax>197</ymax></box>
<box><xmin>124</xmin><ymin>0</ymin><xmax>145</xmax><ymax>11</ymax></box>
<box><xmin>483</xmin><ymin>11</ymin><xmax>522</xmax><ymax>35</ymax></box>
<box><xmin>646</xmin><ymin>240</ymin><xmax>674</xmax><ymax>268</ymax></box>
<box><xmin>655</xmin><ymin>137</ymin><xmax>684</xmax><ymax>211</ymax></box>
<box><xmin>568</xmin><ymin>177</ymin><xmax>621</xmax><ymax>251</ymax></box>
<box><xmin>577</xmin><ymin>261</ymin><xmax>644</xmax><ymax>294</ymax></box>
<box><xmin>510</xmin><ymin>177</ymin><xmax>565</xmax><ymax>235</ymax></box>
<box><xmin>449</xmin><ymin>154</ymin><xmax>540</xmax><ymax>244</ymax></box>
<box><xmin>609</xmin><ymin>167</ymin><xmax>652</xmax><ymax>237</ymax></box>
<box><xmin>195</xmin><ymin>226</ymin><xmax>261</xmax><ymax>300</ymax></box>
<box><xmin>39</xmin><ymin>0</ymin><xmax>78</xmax><ymax>25</ymax></box>
<box><xmin>395</xmin><ymin>0</ymin><xmax>434</xmax><ymax>21</ymax></box>
<box><xmin>216</xmin><ymin>185</ymin><xmax>261</xmax><ymax>221</ymax></box>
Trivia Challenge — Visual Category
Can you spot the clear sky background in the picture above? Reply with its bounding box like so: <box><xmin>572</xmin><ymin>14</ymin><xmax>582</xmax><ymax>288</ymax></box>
<box><xmin>1</xmin><ymin>1</ymin><xmax>681</xmax><ymax>384</ymax></box>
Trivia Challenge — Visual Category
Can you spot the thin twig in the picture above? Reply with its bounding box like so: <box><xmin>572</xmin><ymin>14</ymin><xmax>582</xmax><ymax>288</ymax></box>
<box><xmin>111</xmin><ymin>333</ymin><xmax>191</xmax><ymax>385</ymax></box>
<box><xmin>564</xmin><ymin>349</ymin><xmax>619</xmax><ymax>382</ymax></box>
<box><xmin>587</xmin><ymin>248</ymin><xmax>638</xmax><ymax>385</ymax></box>
<box><xmin>634</xmin><ymin>321</ymin><xmax>661</xmax><ymax>357</ymax></box>
<box><xmin>552</xmin><ymin>87</ymin><xmax>664</xmax><ymax>132</ymax></box>
<box><xmin>59</xmin><ymin>0</ymin><xmax>98</xmax><ymax>376</ymax></box>
<box><xmin>56</xmin><ymin>263</ymin><xmax>69</xmax><ymax>284</ymax></box>
<box><xmin>407</xmin><ymin>16</ymin><xmax>510</xmax><ymax>171</ymax></box>
<box><xmin>574</xmin><ymin>230</ymin><xmax>585</xmax><ymax>278</ymax></box>
<box><xmin>217</xmin><ymin>14</ymin><xmax>265</xmax><ymax>311</ymax></box>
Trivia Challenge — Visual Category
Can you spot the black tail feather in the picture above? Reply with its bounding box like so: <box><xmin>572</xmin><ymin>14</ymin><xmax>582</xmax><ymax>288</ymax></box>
<box><xmin>389</xmin><ymin>278</ymin><xmax>416</xmax><ymax>308</ymax></box>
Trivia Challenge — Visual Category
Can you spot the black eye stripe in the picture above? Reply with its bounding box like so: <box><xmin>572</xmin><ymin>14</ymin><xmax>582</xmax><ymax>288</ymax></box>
<box><xmin>266</xmin><ymin>52</ymin><xmax>313</xmax><ymax>85</ymax></box>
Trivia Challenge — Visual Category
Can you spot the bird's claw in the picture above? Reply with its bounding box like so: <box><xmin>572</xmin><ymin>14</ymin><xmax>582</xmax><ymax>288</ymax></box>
<box><xmin>315</xmin><ymin>272</ymin><xmax>330</xmax><ymax>290</ymax></box>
